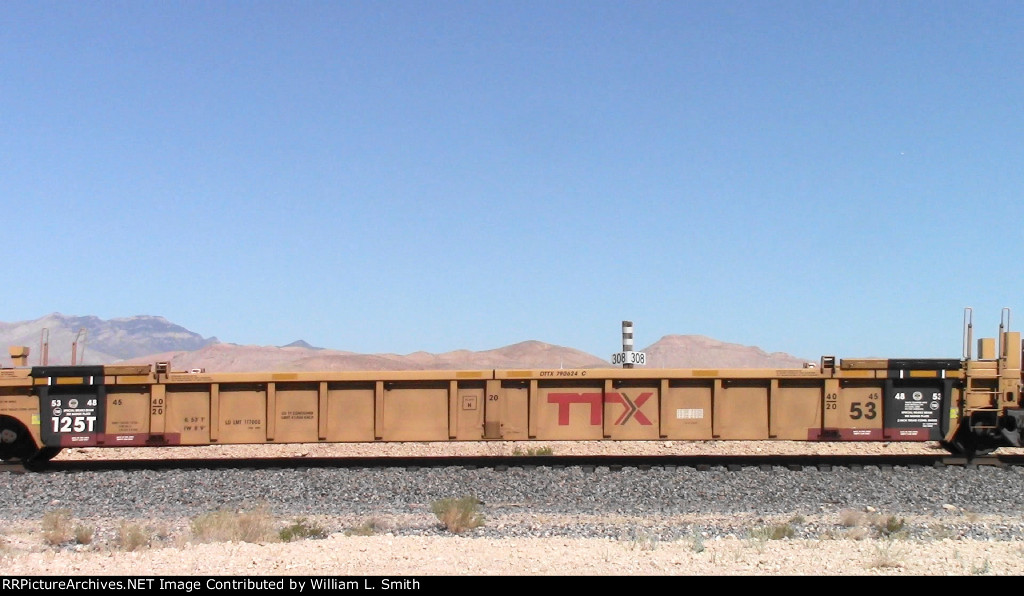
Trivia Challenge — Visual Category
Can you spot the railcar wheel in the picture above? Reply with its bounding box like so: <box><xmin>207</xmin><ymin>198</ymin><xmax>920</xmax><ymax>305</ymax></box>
<box><xmin>0</xmin><ymin>418</ymin><xmax>36</xmax><ymax>462</ymax></box>
<box><xmin>939</xmin><ymin>439</ymin><xmax>960</xmax><ymax>456</ymax></box>
<box><xmin>33</xmin><ymin>447</ymin><xmax>63</xmax><ymax>461</ymax></box>
<box><xmin>23</xmin><ymin>458</ymin><xmax>49</xmax><ymax>472</ymax></box>
<box><xmin>23</xmin><ymin>448</ymin><xmax>62</xmax><ymax>472</ymax></box>
<box><xmin>0</xmin><ymin>429</ymin><xmax>16</xmax><ymax>460</ymax></box>
<box><xmin>941</xmin><ymin>428</ymin><xmax>996</xmax><ymax>458</ymax></box>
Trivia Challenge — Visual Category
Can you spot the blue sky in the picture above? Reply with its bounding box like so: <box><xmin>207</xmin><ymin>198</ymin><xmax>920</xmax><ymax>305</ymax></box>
<box><xmin>3</xmin><ymin>1</ymin><xmax>1022</xmax><ymax>361</ymax></box>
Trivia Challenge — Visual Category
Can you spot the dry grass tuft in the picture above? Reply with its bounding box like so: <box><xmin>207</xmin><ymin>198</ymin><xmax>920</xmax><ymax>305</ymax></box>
<box><xmin>74</xmin><ymin>524</ymin><xmax>94</xmax><ymax>546</ymax></box>
<box><xmin>191</xmin><ymin>507</ymin><xmax>279</xmax><ymax>544</ymax></box>
<box><xmin>838</xmin><ymin>510</ymin><xmax>908</xmax><ymax>539</ymax></box>
<box><xmin>345</xmin><ymin>517</ymin><xmax>390</xmax><ymax>537</ymax></box>
<box><xmin>431</xmin><ymin>497</ymin><xmax>485</xmax><ymax>534</ymax></box>
<box><xmin>41</xmin><ymin>509</ymin><xmax>74</xmax><ymax>546</ymax></box>
<box><xmin>839</xmin><ymin>509</ymin><xmax>864</xmax><ymax>527</ymax></box>
<box><xmin>115</xmin><ymin>522</ymin><xmax>151</xmax><ymax>552</ymax></box>
<box><xmin>874</xmin><ymin>515</ymin><xmax>907</xmax><ymax>538</ymax></box>
<box><xmin>279</xmin><ymin>518</ymin><xmax>328</xmax><ymax>542</ymax></box>
<box><xmin>750</xmin><ymin>522</ymin><xmax>796</xmax><ymax>541</ymax></box>
<box><xmin>868</xmin><ymin>540</ymin><xmax>906</xmax><ymax>569</ymax></box>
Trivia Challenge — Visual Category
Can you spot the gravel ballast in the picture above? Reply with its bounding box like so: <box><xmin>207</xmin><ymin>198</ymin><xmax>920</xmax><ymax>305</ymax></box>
<box><xmin>2</xmin><ymin>441</ymin><xmax>1023</xmax><ymax>575</ymax></box>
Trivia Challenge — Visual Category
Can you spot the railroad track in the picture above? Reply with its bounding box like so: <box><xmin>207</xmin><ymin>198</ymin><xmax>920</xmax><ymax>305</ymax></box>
<box><xmin>2</xmin><ymin>453</ymin><xmax>1022</xmax><ymax>473</ymax></box>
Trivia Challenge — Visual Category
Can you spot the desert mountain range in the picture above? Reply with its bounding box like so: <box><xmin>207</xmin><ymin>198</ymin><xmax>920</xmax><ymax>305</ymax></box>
<box><xmin>0</xmin><ymin>313</ymin><xmax>811</xmax><ymax>371</ymax></box>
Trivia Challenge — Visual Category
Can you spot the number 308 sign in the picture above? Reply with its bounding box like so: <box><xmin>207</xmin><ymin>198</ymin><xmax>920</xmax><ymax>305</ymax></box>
<box><xmin>611</xmin><ymin>351</ymin><xmax>646</xmax><ymax>366</ymax></box>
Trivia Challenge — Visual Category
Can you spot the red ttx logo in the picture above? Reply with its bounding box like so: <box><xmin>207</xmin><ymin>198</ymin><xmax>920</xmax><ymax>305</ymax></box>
<box><xmin>547</xmin><ymin>392</ymin><xmax>653</xmax><ymax>426</ymax></box>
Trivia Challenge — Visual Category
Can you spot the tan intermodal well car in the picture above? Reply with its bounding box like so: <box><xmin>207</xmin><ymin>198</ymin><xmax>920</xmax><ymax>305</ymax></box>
<box><xmin>2</xmin><ymin>310</ymin><xmax>1023</xmax><ymax>468</ymax></box>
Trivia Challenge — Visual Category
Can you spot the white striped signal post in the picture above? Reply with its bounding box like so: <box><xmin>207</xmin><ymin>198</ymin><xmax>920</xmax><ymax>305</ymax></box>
<box><xmin>611</xmin><ymin>320</ymin><xmax>646</xmax><ymax>368</ymax></box>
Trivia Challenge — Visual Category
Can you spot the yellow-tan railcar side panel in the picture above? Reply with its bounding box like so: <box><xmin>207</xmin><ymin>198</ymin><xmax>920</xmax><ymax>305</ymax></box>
<box><xmin>455</xmin><ymin>382</ymin><xmax>485</xmax><ymax>440</ymax></box>
<box><xmin>166</xmin><ymin>386</ymin><xmax>215</xmax><ymax>445</ymax></box>
<box><xmin>482</xmin><ymin>379</ymin><xmax>500</xmax><ymax>439</ymax></box>
<box><xmin>0</xmin><ymin>388</ymin><xmax>41</xmax><ymax>444</ymax></box>
<box><xmin>660</xmin><ymin>381</ymin><xmax>713</xmax><ymax>439</ymax></box>
<box><xmin>325</xmin><ymin>383</ymin><xmax>375</xmax><ymax>442</ymax></box>
<box><xmin>216</xmin><ymin>384</ymin><xmax>266</xmax><ymax>444</ymax></box>
<box><xmin>829</xmin><ymin>381</ymin><xmax>884</xmax><ymax>440</ymax></box>
<box><xmin>496</xmin><ymin>382</ymin><xmax>529</xmax><ymax>439</ymax></box>
<box><xmin>103</xmin><ymin>386</ymin><xmax>151</xmax><ymax>443</ymax></box>
<box><xmin>381</xmin><ymin>382</ymin><xmax>448</xmax><ymax>441</ymax></box>
<box><xmin>602</xmin><ymin>380</ymin><xmax>660</xmax><ymax>440</ymax></box>
<box><xmin>714</xmin><ymin>381</ymin><xmax>769</xmax><ymax>439</ymax></box>
<box><xmin>533</xmin><ymin>380</ymin><xmax>605</xmax><ymax>440</ymax></box>
<box><xmin>1</xmin><ymin>372</ymin><xmax>40</xmax><ymax>451</ymax></box>
<box><xmin>274</xmin><ymin>383</ymin><xmax>319</xmax><ymax>443</ymax></box>
<box><xmin>150</xmin><ymin>384</ymin><xmax>166</xmax><ymax>435</ymax></box>
<box><xmin>770</xmin><ymin>380</ymin><xmax>823</xmax><ymax>440</ymax></box>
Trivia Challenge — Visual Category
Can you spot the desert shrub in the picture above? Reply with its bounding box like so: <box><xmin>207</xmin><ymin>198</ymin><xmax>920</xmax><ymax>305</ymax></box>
<box><xmin>839</xmin><ymin>509</ymin><xmax>864</xmax><ymax>527</ymax></box>
<box><xmin>191</xmin><ymin>507</ymin><xmax>278</xmax><ymax>544</ymax></box>
<box><xmin>751</xmin><ymin>522</ymin><xmax>795</xmax><ymax>541</ymax></box>
<box><xmin>41</xmin><ymin>509</ymin><xmax>74</xmax><ymax>546</ymax></box>
<box><xmin>115</xmin><ymin>522</ymin><xmax>151</xmax><ymax>552</ymax></box>
<box><xmin>868</xmin><ymin>540</ymin><xmax>905</xmax><ymax>569</ymax></box>
<box><xmin>431</xmin><ymin>497</ymin><xmax>484</xmax><ymax>534</ymax></box>
<box><xmin>345</xmin><ymin>518</ymin><xmax>389</xmax><ymax>537</ymax></box>
<box><xmin>691</xmin><ymin>532</ymin><xmax>705</xmax><ymax>553</ymax></box>
<box><xmin>74</xmin><ymin>524</ymin><xmax>94</xmax><ymax>545</ymax></box>
<box><xmin>838</xmin><ymin>510</ymin><xmax>907</xmax><ymax>539</ymax></box>
<box><xmin>875</xmin><ymin>515</ymin><xmax>907</xmax><ymax>538</ymax></box>
<box><xmin>623</xmin><ymin>530</ymin><xmax>658</xmax><ymax>551</ymax></box>
<box><xmin>971</xmin><ymin>559</ymin><xmax>992</xmax><ymax>575</ymax></box>
<box><xmin>929</xmin><ymin>523</ymin><xmax>953</xmax><ymax>540</ymax></box>
<box><xmin>279</xmin><ymin>518</ymin><xmax>328</xmax><ymax>542</ymax></box>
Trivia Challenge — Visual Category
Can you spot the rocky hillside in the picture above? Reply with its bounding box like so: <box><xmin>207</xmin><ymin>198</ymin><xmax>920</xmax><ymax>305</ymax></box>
<box><xmin>121</xmin><ymin>337</ymin><xmax>807</xmax><ymax>372</ymax></box>
<box><xmin>1</xmin><ymin>314</ymin><xmax>809</xmax><ymax>371</ymax></box>
<box><xmin>120</xmin><ymin>340</ymin><xmax>612</xmax><ymax>372</ymax></box>
<box><xmin>0</xmin><ymin>313</ymin><xmax>217</xmax><ymax>366</ymax></box>
<box><xmin>643</xmin><ymin>334</ymin><xmax>810</xmax><ymax>368</ymax></box>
